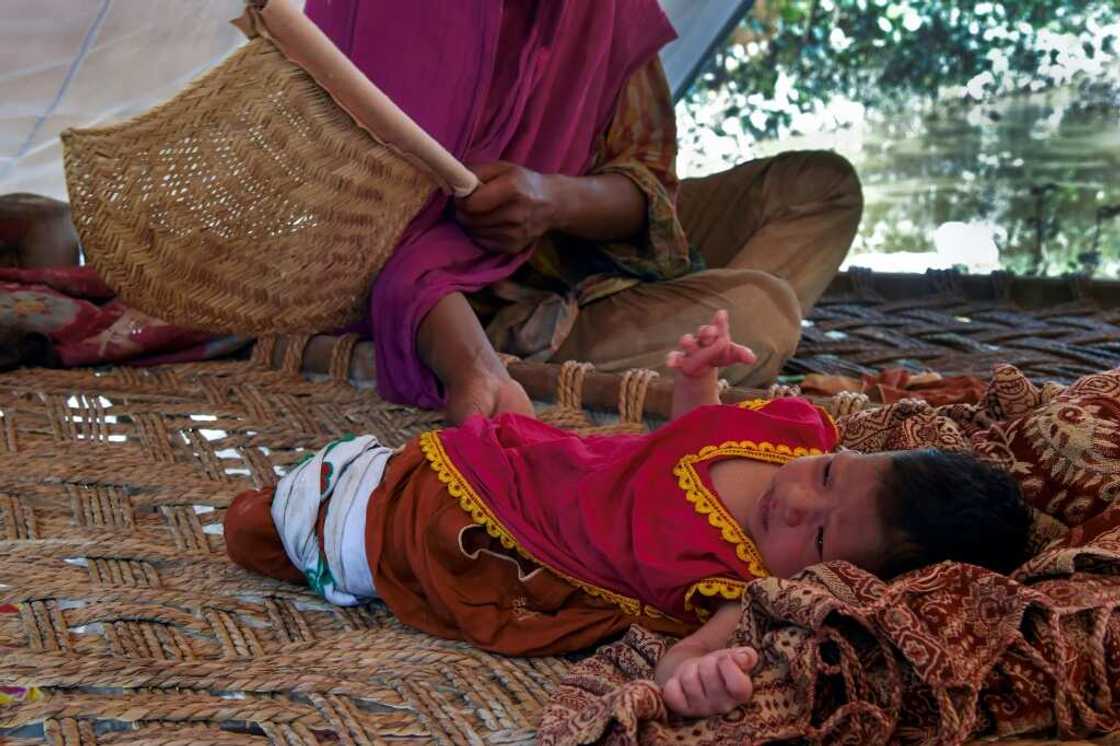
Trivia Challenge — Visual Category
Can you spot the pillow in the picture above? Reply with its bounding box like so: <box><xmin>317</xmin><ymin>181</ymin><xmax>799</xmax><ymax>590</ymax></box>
<box><xmin>971</xmin><ymin>367</ymin><xmax>1120</xmax><ymax>526</ymax></box>
<box><xmin>839</xmin><ymin>365</ymin><xmax>1120</xmax><ymax>528</ymax></box>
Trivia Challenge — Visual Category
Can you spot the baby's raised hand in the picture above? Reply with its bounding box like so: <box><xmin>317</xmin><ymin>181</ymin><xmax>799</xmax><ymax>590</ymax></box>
<box><xmin>665</xmin><ymin>309</ymin><xmax>756</xmax><ymax>379</ymax></box>
<box><xmin>661</xmin><ymin>646</ymin><xmax>758</xmax><ymax>717</ymax></box>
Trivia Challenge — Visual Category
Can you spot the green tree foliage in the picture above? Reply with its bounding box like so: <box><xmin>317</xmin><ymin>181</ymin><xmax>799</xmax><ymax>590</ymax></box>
<box><xmin>688</xmin><ymin>0</ymin><xmax>1120</xmax><ymax>141</ymax></box>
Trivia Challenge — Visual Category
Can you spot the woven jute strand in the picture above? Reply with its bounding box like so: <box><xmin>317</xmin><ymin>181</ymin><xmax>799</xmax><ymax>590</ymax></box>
<box><xmin>794</xmin><ymin>268</ymin><xmax>1120</xmax><ymax>385</ymax></box>
<box><xmin>0</xmin><ymin>355</ymin><xmax>556</xmax><ymax>745</ymax></box>
<box><xmin>0</xmin><ymin>350</ymin><xmax>1093</xmax><ymax>745</ymax></box>
<box><xmin>61</xmin><ymin>36</ymin><xmax>434</xmax><ymax>336</ymax></box>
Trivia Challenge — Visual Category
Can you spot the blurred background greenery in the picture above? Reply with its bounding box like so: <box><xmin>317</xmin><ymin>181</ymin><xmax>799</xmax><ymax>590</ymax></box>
<box><xmin>675</xmin><ymin>0</ymin><xmax>1120</xmax><ymax>278</ymax></box>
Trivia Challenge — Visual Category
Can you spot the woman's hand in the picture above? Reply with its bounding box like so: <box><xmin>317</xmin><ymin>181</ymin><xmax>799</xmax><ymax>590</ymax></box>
<box><xmin>455</xmin><ymin>162</ymin><xmax>558</xmax><ymax>254</ymax></box>
<box><xmin>666</xmin><ymin>309</ymin><xmax>756</xmax><ymax>379</ymax></box>
<box><xmin>660</xmin><ymin>646</ymin><xmax>758</xmax><ymax>718</ymax></box>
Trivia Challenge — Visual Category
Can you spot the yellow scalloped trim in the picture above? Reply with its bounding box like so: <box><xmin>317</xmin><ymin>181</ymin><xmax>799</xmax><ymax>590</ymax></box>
<box><xmin>419</xmin><ymin>430</ymin><xmax>674</xmax><ymax>621</ymax></box>
<box><xmin>684</xmin><ymin>577</ymin><xmax>748</xmax><ymax>621</ymax></box>
<box><xmin>738</xmin><ymin>398</ymin><xmax>841</xmax><ymax>447</ymax></box>
<box><xmin>673</xmin><ymin>439</ymin><xmax>825</xmax><ymax>579</ymax></box>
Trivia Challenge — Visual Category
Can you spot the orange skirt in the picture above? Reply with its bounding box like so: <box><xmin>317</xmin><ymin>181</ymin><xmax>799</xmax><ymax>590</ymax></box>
<box><xmin>225</xmin><ymin>438</ymin><xmax>691</xmax><ymax>655</ymax></box>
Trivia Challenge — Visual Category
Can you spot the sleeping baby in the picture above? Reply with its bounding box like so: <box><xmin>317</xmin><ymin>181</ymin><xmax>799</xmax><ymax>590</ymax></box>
<box><xmin>225</xmin><ymin>310</ymin><xmax>1031</xmax><ymax>717</ymax></box>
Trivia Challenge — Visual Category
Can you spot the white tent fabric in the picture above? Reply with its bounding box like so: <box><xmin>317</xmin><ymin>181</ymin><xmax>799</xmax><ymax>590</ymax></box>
<box><xmin>0</xmin><ymin>0</ymin><xmax>251</xmax><ymax>199</ymax></box>
<box><xmin>0</xmin><ymin>0</ymin><xmax>743</xmax><ymax>200</ymax></box>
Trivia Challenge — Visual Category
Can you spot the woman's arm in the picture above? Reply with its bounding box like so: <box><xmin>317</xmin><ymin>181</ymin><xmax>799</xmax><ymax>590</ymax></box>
<box><xmin>548</xmin><ymin>170</ymin><xmax>646</xmax><ymax>242</ymax></box>
<box><xmin>667</xmin><ymin>310</ymin><xmax>756</xmax><ymax>420</ymax></box>
<box><xmin>655</xmin><ymin>602</ymin><xmax>758</xmax><ymax>717</ymax></box>
<box><xmin>453</xmin><ymin>163</ymin><xmax>645</xmax><ymax>254</ymax></box>
<box><xmin>455</xmin><ymin>59</ymin><xmax>686</xmax><ymax>261</ymax></box>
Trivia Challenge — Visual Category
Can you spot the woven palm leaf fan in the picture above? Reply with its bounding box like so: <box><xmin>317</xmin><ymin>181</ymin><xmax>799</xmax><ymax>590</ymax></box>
<box><xmin>60</xmin><ymin>0</ymin><xmax>477</xmax><ymax>335</ymax></box>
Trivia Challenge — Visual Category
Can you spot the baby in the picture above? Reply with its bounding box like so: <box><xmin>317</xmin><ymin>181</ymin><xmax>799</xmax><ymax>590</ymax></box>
<box><xmin>225</xmin><ymin>310</ymin><xmax>1031</xmax><ymax>718</ymax></box>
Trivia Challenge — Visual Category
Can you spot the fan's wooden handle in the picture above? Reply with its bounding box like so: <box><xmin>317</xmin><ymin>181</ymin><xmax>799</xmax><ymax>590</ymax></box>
<box><xmin>236</xmin><ymin>0</ymin><xmax>479</xmax><ymax>197</ymax></box>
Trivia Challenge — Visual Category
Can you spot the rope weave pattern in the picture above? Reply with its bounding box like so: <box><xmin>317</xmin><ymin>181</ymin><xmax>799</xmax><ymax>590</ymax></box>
<box><xmin>2</xmin><ymin>346</ymin><xmax>838</xmax><ymax>743</ymax></box>
<box><xmin>795</xmin><ymin>269</ymin><xmax>1120</xmax><ymax>384</ymax></box>
<box><xmin>1</xmin><ymin>357</ymin><xmax>575</xmax><ymax>744</ymax></box>
<box><xmin>2</xmin><ymin>309</ymin><xmax>1105</xmax><ymax>742</ymax></box>
<box><xmin>535</xmin><ymin>361</ymin><xmax>597</xmax><ymax>431</ymax></box>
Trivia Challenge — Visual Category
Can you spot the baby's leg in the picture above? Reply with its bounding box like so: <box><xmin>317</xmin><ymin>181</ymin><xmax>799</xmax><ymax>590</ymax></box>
<box><xmin>224</xmin><ymin>487</ymin><xmax>305</xmax><ymax>583</ymax></box>
<box><xmin>227</xmin><ymin>434</ymin><xmax>390</xmax><ymax>605</ymax></box>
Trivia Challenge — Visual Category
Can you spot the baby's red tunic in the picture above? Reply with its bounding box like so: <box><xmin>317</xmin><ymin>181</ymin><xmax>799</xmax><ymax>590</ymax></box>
<box><xmin>376</xmin><ymin>397</ymin><xmax>837</xmax><ymax>653</ymax></box>
<box><xmin>227</xmin><ymin>398</ymin><xmax>838</xmax><ymax>655</ymax></box>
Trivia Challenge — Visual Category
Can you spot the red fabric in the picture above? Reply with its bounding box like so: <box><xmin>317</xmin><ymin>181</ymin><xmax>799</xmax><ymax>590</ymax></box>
<box><xmin>839</xmin><ymin>365</ymin><xmax>1120</xmax><ymax>527</ymax></box>
<box><xmin>367</xmin><ymin>439</ymin><xmax>692</xmax><ymax>655</ymax></box>
<box><xmin>433</xmin><ymin>398</ymin><xmax>838</xmax><ymax>623</ymax></box>
<box><xmin>536</xmin><ymin>366</ymin><xmax>1120</xmax><ymax>744</ymax></box>
<box><xmin>971</xmin><ymin>368</ymin><xmax>1120</xmax><ymax>527</ymax></box>
<box><xmin>871</xmin><ymin>368</ymin><xmax>987</xmax><ymax>405</ymax></box>
<box><xmin>0</xmin><ymin>266</ymin><xmax>248</xmax><ymax>367</ymax></box>
<box><xmin>801</xmin><ymin>367</ymin><xmax>989</xmax><ymax>406</ymax></box>
<box><xmin>224</xmin><ymin>488</ymin><xmax>305</xmax><ymax>585</ymax></box>
<box><xmin>0</xmin><ymin>266</ymin><xmax>115</xmax><ymax>299</ymax></box>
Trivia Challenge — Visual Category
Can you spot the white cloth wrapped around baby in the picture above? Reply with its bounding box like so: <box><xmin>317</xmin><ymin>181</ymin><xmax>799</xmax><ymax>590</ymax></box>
<box><xmin>271</xmin><ymin>435</ymin><xmax>394</xmax><ymax>605</ymax></box>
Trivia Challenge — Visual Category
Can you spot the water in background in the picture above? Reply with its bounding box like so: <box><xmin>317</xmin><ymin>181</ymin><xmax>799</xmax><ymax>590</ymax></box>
<box><xmin>677</xmin><ymin>79</ymin><xmax>1120</xmax><ymax>279</ymax></box>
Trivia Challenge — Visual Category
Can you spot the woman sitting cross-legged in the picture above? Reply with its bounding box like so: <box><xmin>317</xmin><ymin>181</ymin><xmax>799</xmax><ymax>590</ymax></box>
<box><xmin>301</xmin><ymin>0</ymin><xmax>863</xmax><ymax>423</ymax></box>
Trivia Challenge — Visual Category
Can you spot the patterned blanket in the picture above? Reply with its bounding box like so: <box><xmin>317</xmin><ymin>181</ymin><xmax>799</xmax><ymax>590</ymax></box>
<box><xmin>538</xmin><ymin>365</ymin><xmax>1120</xmax><ymax>745</ymax></box>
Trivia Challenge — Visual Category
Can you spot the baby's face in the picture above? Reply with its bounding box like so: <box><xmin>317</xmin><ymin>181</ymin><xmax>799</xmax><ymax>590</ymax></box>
<box><xmin>748</xmin><ymin>450</ymin><xmax>895</xmax><ymax>578</ymax></box>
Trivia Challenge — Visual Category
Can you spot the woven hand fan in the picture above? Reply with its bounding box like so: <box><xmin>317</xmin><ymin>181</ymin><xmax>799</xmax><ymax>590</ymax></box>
<box><xmin>61</xmin><ymin>0</ymin><xmax>478</xmax><ymax>334</ymax></box>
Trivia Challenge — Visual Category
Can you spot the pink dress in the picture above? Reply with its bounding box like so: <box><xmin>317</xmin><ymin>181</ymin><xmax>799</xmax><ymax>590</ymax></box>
<box><xmin>422</xmin><ymin>397</ymin><xmax>839</xmax><ymax>624</ymax></box>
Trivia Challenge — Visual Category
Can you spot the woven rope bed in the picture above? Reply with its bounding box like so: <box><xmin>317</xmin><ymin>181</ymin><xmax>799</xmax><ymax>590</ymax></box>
<box><xmin>789</xmin><ymin>269</ymin><xmax>1120</xmax><ymax>385</ymax></box>
<box><xmin>2</xmin><ymin>270</ymin><xmax>1118</xmax><ymax>745</ymax></box>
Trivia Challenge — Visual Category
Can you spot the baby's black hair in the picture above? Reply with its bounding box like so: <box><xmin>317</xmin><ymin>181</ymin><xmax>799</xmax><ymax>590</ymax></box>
<box><xmin>875</xmin><ymin>448</ymin><xmax>1032</xmax><ymax>579</ymax></box>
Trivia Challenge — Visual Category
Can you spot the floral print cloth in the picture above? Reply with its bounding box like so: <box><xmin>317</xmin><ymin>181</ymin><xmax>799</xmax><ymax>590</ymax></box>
<box><xmin>538</xmin><ymin>365</ymin><xmax>1120</xmax><ymax>745</ymax></box>
<box><xmin>0</xmin><ymin>266</ymin><xmax>248</xmax><ymax>367</ymax></box>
